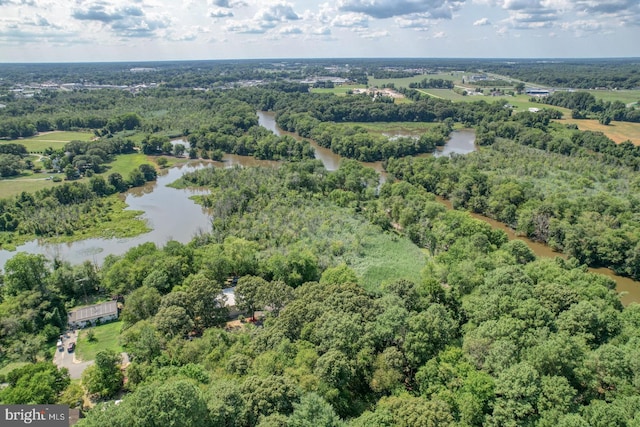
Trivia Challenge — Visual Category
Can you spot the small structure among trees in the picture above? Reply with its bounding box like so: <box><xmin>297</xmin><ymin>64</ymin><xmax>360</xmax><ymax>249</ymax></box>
<box><xmin>68</xmin><ymin>301</ymin><xmax>118</xmax><ymax>329</ymax></box>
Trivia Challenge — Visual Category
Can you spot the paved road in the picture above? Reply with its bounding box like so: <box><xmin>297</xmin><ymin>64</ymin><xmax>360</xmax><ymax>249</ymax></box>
<box><xmin>52</xmin><ymin>330</ymin><xmax>130</xmax><ymax>380</ymax></box>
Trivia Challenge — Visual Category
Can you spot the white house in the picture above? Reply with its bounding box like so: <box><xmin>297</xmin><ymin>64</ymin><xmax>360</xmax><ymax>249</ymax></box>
<box><xmin>68</xmin><ymin>301</ymin><xmax>118</xmax><ymax>329</ymax></box>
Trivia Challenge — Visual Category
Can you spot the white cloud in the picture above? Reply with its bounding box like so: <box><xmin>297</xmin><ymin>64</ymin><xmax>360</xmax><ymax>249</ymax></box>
<box><xmin>394</xmin><ymin>15</ymin><xmax>433</xmax><ymax>30</ymax></box>
<box><xmin>473</xmin><ymin>17</ymin><xmax>491</xmax><ymax>25</ymax></box>
<box><xmin>279</xmin><ymin>25</ymin><xmax>303</xmax><ymax>34</ymax></box>
<box><xmin>360</xmin><ymin>29</ymin><xmax>390</xmax><ymax>38</ymax></box>
<box><xmin>337</xmin><ymin>0</ymin><xmax>465</xmax><ymax>19</ymax></box>
<box><xmin>331</xmin><ymin>13</ymin><xmax>369</xmax><ymax>28</ymax></box>
<box><xmin>71</xmin><ymin>2</ymin><xmax>171</xmax><ymax>38</ymax></box>
<box><xmin>209</xmin><ymin>7</ymin><xmax>234</xmax><ymax>18</ymax></box>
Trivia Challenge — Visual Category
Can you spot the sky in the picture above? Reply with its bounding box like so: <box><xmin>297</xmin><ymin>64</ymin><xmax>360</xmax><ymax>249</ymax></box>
<box><xmin>0</xmin><ymin>0</ymin><xmax>638</xmax><ymax>62</ymax></box>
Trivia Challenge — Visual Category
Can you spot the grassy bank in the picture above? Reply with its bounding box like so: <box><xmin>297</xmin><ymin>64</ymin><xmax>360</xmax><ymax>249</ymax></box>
<box><xmin>0</xmin><ymin>195</ymin><xmax>149</xmax><ymax>251</ymax></box>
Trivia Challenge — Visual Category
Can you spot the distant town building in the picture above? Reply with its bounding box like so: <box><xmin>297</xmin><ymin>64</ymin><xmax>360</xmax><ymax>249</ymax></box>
<box><xmin>526</xmin><ymin>89</ymin><xmax>551</xmax><ymax>97</ymax></box>
<box><xmin>68</xmin><ymin>301</ymin><xmax>118</xmax><ymax>329</ymax></box>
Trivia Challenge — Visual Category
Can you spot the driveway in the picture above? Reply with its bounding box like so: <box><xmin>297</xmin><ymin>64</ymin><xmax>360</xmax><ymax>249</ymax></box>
<box><xmin>52</xmin><ymin>330</ymin><xmax>130</xmax><ymax>380</ymax></box>
<box><xmin>53</xmin><ymin>330</ymin><xmax>93</xmax><ymax>380</ymax></box>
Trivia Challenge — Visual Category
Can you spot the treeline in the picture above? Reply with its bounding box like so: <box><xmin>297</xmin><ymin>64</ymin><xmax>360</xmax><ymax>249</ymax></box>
<box><xmin>0</xmin><ymin>143</ymin><xmax>31</xmax><ymax>177</ymax></box>
<box><xmin>0</xmin><ymin>90</ymin><xmax>141</xmax><ymax>138</ymax></box>
<box><xmin>408</xmin><ymin>78</ymin><xmax>454</xmax><ymax>89</ymax></box>
<box><xmin>386</xmin><ymin>136</ymin><xmax>640</xmax><ymax>280</ymax></box>
<box><xmin>372</xmin><ymin>70</ymin><xmax>419</xmax><ymax>79</ymax></box>
<box><xmin>476</xmin><ymin>108</ymin><xmax>640</xmax><ymax>169</ymax></box>
<box><xmin>540</xmin><ymin>91</ymin><xmax>640</xmax><ymax>123</ymax></box>
<box><xmin>483</xmin><ymin>58</ymin><xmax>640</xmax><ymax>89</ymax></box>
<box><xmin>255</xmin><ymin>89</ymin><xmax>514</xmax><ymax>161</ymax></box>
<box><xmin>3</xmin><ymin>161</ymin><xmax>634</xmax><ymax>426</ymax></box>
<box><xmin>0</xmin><ymin>163</ymin><xmax>156</xmax><ymax>239</ymax></box>
<box><xmin>1</xmin><ymin>160</ymin><xmax>638</xmax><ymax>425</ymax></box>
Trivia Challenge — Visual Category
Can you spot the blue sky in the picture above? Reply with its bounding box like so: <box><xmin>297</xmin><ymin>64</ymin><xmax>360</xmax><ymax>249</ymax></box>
<box><xmin>0</xmin><ymin>0</ymin><xmax>638</xmax><ymax>62</ymax></box>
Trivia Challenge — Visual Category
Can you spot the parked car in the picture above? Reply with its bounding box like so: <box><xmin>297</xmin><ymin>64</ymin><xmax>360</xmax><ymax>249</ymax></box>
<box><xmin>57</xmin><ymin>340</ymin><xmax>64</xmax><ymax>351</ymax></box>
<box><xmin>67</xmin><ymin>342</ymin><xmax>76</xmax><ymax>353</ymax></box>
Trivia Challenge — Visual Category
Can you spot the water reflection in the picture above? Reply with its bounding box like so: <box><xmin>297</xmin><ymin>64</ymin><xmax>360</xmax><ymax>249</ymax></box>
<box><xmin>0</xmin><ymin>162</ymin><xmax>213</xmax><ymax>269</ymax></box>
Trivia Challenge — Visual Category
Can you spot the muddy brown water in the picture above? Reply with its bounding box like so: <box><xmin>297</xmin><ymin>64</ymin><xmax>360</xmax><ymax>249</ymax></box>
<box><xmin>1</xmin><ymin>113</ymin><xmax>636</xmax><ymax>305</ymax></box>
<box><xmin>436</xmin><ymin>197</ymin><xmax>639</xmax><ymax>305</ymax></box>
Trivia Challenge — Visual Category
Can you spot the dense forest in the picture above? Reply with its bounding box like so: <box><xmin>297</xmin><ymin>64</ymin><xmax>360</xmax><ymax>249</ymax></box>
<box><xmin>1</xmin><ymin>59</ymin><xmax>640</xmax><ymax>426</ymax></box>
<box><xmin>481</xmin><ymin>58</ymin><xmax>640</xmax><ymax>89</ymax></box>
<box><xmin>1</xmin><ymin>161</ymin><xmax>638</xmax><ymax>426</ymax></box>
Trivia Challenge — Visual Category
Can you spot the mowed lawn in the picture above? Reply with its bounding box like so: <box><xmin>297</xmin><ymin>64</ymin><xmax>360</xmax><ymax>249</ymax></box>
<box><xmin>8</xmin><ymin>131</ymin><xmax>95</xmax><ymax>152</ymax></box>
<box><xmin>557</xmin><ymin>119</ymin><xmax>640</xmax><ymax>145</ymax></box>
<box><xmin>0</xmin><ymin>152</ymin><xmax>152</xmax><ymax>199</ymax></box>
<box><xmin>76</xmin><ymin>321</ymin><xmax>124</xmax><ymax>362</ymax></box>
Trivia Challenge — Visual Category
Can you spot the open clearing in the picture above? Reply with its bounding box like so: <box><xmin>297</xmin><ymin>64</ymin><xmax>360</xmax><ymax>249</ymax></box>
<box><xmin>337</xmin><ymin>121</ymin><xmax>443</xmax><ymax>135</ymax></box>
<box><xmin>76</xmin><ymin>321</ymin><xmax>123</xmax><ymax>362</ymax></box>
<box><xmin>586</xmin><ymin>89</ymin><xmax>640</xmax><ymax>106</ymax></box>
<box><xmin>0</xmin><ymin>152</ymin><xmax>155</xmax><ymax>199</ymax></box>
<box><xmin>348</xmin><ymin>232</ymin><xmax>425</xmax><ymax>293</ymax></box>
<box><xmin>558</xmin><ymin>119</ymin><xmax>640</xmax><ymax>145</ymax></box>
<box><xmin>5</xmin><ymin>131</ymin><xmax>94</xmax><ymax>152</ymax></box>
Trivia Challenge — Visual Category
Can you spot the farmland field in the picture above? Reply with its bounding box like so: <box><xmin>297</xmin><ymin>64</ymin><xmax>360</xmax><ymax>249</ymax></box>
<box><xmin>368</xmin><ymin>72</ymin><xmax>461</xmax><ymax>88</ymax></box>
<box><xmin>557</xmin><ymin>119</ymin><xmax>640</xmax><ymax>145</ymax></box>
<box><xmin>586</xmin><ymin>89</ymin><xmax>640</xmax><ymax>106</ymax></box>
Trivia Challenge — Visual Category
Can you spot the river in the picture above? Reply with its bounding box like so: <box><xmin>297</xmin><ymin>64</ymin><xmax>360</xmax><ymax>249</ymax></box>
<box><xmin>437</xmin><ymin>197</ymin><xmax>639</xmax><ymax>306</ymax></box>
<box><xmin>1</xmin><ymin>112</ymin><xmax>637</xmax><ymax>304</ymax></box>
<box><xmin>0</xmin><ymin>162</ymin><xmax>213</xmax><ymax>268</ymax></box>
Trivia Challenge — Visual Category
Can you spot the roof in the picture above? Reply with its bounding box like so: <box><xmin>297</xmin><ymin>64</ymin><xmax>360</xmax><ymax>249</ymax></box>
<box><xmin>68</xmin><ymin>301</ymin><xmax>118</xmax><ymax>324</ymax></box>
<box><xmin>222</xmin><ymin>287</ymin><xmax>236</xmax><ymax>307</ymax></box>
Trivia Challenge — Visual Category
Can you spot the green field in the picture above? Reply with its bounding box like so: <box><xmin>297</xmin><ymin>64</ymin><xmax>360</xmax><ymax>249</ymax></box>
<box><xmin>0</xmin><ymin>174</ymin><xmax>64</xmax><ymax>199</ymax></box>
<box><xmin>337</xmin><ymin>121</ymin><xmax>444</xmax><ymax>135</ymax></box>
<box><xmin>0</xmin><ymin>152</ymin><xmax>153</xmax><ymax>199</ymax></box>
<box><xmin>76</xmin><ymin>321</ymin><xmax>124</xmax><ymax>362</ymax></box>
<box><xmin>348</xmin><ymin>232</ymin><xmax>425</xmax><ymax>293</ymax></box>
<box><xmin>98</xmin><ymin>152</ymin><xmax>150</xmax><ymax>177</ymax></box>
<box><xmin>368</xmin><ymin>72</ymin><xmax>461</xmax><ymax>88</ymax></box>
<box><xmin>416</xmin><ymin>88</ymin><xmax>468</xmax><ymax>101</ymax></box>
<box><xmin>587</xmin><ymin>89</ymin><xmax>640</xmax><ymax>106</ymax></box>
<box><xmin>0</xmin><ymin>362</ymin><xmax>29</xmax><ymax>377</ymax></box>
<box><xmin>5</xmin><ymin>131</ymin><xmax>94</xmax><ymax>152</ymax></box>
